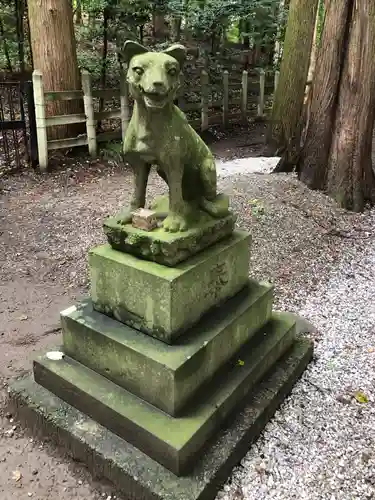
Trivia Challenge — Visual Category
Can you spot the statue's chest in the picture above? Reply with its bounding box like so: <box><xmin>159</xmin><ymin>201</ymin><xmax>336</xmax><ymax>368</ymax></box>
<box><xmin>133</xmin><ymin>129</ymin><xmax>169</xmax><ymax>162</ymax></box>
<box><xmin>133</xmin><ymin>136</ymin><xmax>156</xmax><ymax>161</ymax></box>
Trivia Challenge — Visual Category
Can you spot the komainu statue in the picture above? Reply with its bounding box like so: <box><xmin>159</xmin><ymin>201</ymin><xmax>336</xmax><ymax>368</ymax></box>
<box><xmin>118</xmin><ymin>41</ymin><xmax>229</xmax><ymax>233</ymax></box>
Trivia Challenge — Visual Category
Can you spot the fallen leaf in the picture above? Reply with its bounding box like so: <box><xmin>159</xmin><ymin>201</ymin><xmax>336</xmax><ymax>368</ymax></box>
<box><xmin>12</xmin><ymin>470</ymin><xmax>22</xmax><ymax>482</ymax></box>
<box><xmin>354</xmin><ymin>391</ymin><xmax>369</xmax><ymax>404</ymax></box>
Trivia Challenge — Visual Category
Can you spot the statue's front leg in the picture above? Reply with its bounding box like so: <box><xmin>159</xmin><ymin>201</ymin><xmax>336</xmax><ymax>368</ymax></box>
<box><xmin>162</xmin><ymin>165</ymin><xmax>189</xmax><ymax>232</ymax></box>
<box><xmin>117</xmin><ymin>160</ymin><xmax>151</xmax><ymax>225</ymax></box>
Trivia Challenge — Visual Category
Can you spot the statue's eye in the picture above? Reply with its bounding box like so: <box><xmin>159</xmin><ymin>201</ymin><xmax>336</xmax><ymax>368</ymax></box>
<box><xmin>168</xmin><ymin>68</ymin><xmax>178</xmax><ymax>77</ymax></box>
<box><xmin>133</xmin><ymin>67</ymin><xmax>144</xmax><ymax>76</ymax></box>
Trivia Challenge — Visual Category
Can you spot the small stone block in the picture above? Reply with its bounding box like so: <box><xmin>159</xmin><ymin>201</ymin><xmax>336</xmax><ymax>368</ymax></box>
<box><xmin>89</xmin><ymin>230</ymin><xmax>251</xmax><ymax>343</ymax></box>
<box><xmin>9</xmin><ymin>337</ymin><xmax>313</xmax><ymax>500</ymax></box>
<box><xmin>32</xmin><ymin>313</ymin><xmax>296</xmax><ymax>475</ymax></box>
<box><xmin>131</xmin><ymin>208</ymin><xmax>158</xmax><ymax>232</ymax></box>
<box><xmin>61</xmin><ymin>280</ymin><xmax>273</xmax><ymax>416</ymax></box>
<box><xmin>103</xmin><ymin>210</ymin><xmax>237</xmax><ymax>267</ymax></box>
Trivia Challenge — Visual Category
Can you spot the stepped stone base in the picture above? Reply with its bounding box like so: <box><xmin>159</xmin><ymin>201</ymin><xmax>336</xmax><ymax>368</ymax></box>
<box><xmin>33</xmin><ymin>314</ymin><xmax>295</xmax><ymax>475</ymax></box>
<box><xmin>90</xmin><ymin>230</ymin><xmax>250</xmax><ymax>344</ymax></box>
<box><xmin>9</xmin><ymin>337</ymin><xmax>313</xmax><ymax>500</ymax></box>
<box><xmin>61</xmin><ymin>280</ymin><xmax>273</xmax><ymax>416</ymax></box>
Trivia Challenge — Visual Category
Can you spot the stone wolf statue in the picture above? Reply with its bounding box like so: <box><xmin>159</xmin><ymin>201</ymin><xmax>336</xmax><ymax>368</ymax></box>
<box><xmin>118</xmin><ymin>41</ymin><xmax>229</xmax><ymax>232</ymax></box>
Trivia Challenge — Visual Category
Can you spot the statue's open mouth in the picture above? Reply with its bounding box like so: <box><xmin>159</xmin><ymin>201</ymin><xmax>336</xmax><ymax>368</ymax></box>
<box><xmin>142</xmin><ymin>91</ymin><xmax>168</xmax><ymax>109</ymax></box>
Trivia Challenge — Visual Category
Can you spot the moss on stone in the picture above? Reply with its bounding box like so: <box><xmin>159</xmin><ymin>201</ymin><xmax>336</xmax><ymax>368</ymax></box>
<box><xmin>89</xmin><ymin>231</ymin><xmax>251</xmax><ymax>343</ymax></box>
<box><xmin>103</xmin><ymin>208</ymin><xmax>237</xmax><ymax>267</ymax></box>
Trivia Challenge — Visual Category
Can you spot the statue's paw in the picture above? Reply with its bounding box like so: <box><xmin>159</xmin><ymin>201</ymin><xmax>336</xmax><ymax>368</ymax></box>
<box><xmin>116</xmin><ymin>211</ymin><xmax>133</xmax><ymax>225</ymax></box>
<box><xmin>200</xmin><ymin>194</ymin><xmax>230</xmax><ymax>218</ymax></box>
<box><xmin>162</xmin><ymin>213</ymin><xmax>189</xmax><ymax>233</ymax></box>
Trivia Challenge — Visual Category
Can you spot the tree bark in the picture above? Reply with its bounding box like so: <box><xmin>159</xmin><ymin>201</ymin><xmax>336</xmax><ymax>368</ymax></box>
<box><xmin>298</xmin><ymin>0</ymin><xmax>375</xmax><ymax>211</ymax></box>
<box><xmin>170</xmin><ymin>16</ymin><xmax>182</xmax><ymax>42</ymax></box>
<box><xmin>153</xmin><ymin>12</ymin><xmax>165</xmax><ymax>40</ymax></box>
<box><xmin>240</xmin><ymin>19</ymin><xmax>250</xmax><ymax>49</ymax></box>
<box><xmin>324</xmin><ymin>0</ymin><xmax>375</xmax><ymax>210</ymax></box>
<box><xmin>28</xmin><ymin>0</ymin><xmax>84</xmax><ymax>140</ymax></box>
<box><xmin>267</xmin><ymin>0</ymin><xmax>319</xmax><ymax>157</ymax></box>
<box><xmin>298</xmin><ymin>0</ymin><xmax>350</xmax><ymax>187</ymax></box>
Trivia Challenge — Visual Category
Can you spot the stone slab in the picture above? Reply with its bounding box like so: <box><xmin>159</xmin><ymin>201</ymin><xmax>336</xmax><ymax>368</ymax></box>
<box><xmin>32</xmin><ymin>313</ymin><xmax>296</xmax><ymax>476</ymax></box>
<box><xmin>103</xmin><ymin>208</ymin><xmax>236</xmax><ymax>267</ymax></box>
<box><xmin>61</xmin><ymin>280</ymin><xmax>273</xmax><ymax>416</ymax></box>
<box><xmin>9</xmin><ymin>337</ymin><xmax>313</xmax><ymax>500</ymax></box>
<box><xmin>89</xmin><ymin>230</ymin><xmax>250</xmax><ymax>344</ymax></box>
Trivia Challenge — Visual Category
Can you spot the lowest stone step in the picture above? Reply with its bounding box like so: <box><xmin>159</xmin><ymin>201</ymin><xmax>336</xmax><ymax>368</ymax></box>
<box><xmin>32</xmin><ymin>313</ymin><xmax>297</xmax><ymax>476</ymax></box>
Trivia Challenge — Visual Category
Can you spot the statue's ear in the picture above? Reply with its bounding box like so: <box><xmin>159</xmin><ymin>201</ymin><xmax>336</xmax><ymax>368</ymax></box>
<box><xmin>163</xmin><ymin>44</ymin><xmax>187</xmax><ymax>68</ymax></box>
<box><xmin>122</xmin><ymin>40</ymin><xmax>148</xmax><ymax>64</ymax></box>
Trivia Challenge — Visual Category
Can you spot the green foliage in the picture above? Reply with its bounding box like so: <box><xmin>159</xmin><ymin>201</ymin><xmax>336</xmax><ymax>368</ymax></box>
<box><xmin>0</xmin><ymin>0</ymin><xmax>285</xmax><ymax>79</ymax></box>
<box><xmin>0</xmin><ymin>0</ymin><xmax>32</xmax><ymax>73</ymax></box>
<box><xmin>101</xmin><ymin>140</ymin><xmax>123</xmax><ymax>164</ymax></box>
<box><xmin>248</xmin><ymin>198</ymin><xmax>266</xmax><ymax>218</ymax></box>
<box><xmin>354</xmin><ymin>391</ymin><xmax>369</xmax><ymax>404</ymax></box>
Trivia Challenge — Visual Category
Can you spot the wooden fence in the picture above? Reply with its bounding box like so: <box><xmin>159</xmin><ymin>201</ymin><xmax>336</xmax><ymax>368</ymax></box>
<box><xmin>33</xmin><ymin>68</ymin><xmax>280</xmax><ymax>171</ymax></box>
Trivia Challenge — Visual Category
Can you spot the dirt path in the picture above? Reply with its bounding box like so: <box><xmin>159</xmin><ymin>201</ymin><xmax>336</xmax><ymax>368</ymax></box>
<box><xmin>0</xmin><ymin>130</ymin><xmax>374</xmax><ymax>498</ymax></box>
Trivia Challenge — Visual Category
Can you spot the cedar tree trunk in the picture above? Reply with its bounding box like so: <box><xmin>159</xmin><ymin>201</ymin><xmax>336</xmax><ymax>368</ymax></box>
<box><xmin>28</xmin><ymin>0</ymin><xmax>84</xmax><ymax>139</ymax></box>
<box><xmin>267</xmin><ymin>0</ymin><xmax>319</xmax><ymax>156</ymax></box>
<box><xmin>298</xmin><ymin>0</ymin><xmax>375</xmax><ymax>211</ymax></box>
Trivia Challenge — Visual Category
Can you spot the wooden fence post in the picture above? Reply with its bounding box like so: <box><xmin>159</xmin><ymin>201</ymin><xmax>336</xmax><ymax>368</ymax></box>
<box><xmin>81</xmin><ymin>70</ymin><xmax>97</xmax><ymax>157</ymax></box>
<box><xmin>241</xmin><ymin>70</ymin><xmax>248</xmax><ymax>122</ymax></box>
<box><xmin>201</xmin><ymin>70</ymin><xmax>209</xmax><ymax>131</ymax></box>
<box><xmin>222</xmin><ymin>70</ymin><xmax>229</xmax><ymax>128</ymax></box>
<box><xmin>120</xmin><ymin>66</ymin><xmax>130</xmax><ymax>149</ymax></box>
<box><xmin>274</xmin><ymin>70</ymin><xmax>280</xmax><ymax>94</ymax></box>
<box><xmin>258</xmin><ymin>69</ymin><xmax>266</xmax><ymax>117</ymax></box>
<box><xmin>32</xmin><ymin>70</ymin><xmax>48</xmax><ymax>171</ymax></box>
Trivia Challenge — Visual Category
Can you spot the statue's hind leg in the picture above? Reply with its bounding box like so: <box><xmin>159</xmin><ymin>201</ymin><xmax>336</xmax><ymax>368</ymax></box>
<box><xmin>199</xmin><ymin>157</ymin><xmax>230</xmax><ymax>217</ymax></box>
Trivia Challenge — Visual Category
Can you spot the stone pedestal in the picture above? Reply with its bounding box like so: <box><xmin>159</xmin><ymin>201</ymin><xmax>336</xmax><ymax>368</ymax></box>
<box><xmin>8</xmin><ymin>214</ymin><xmax>313</xmax><ymax>499</ymax></box>
<box><xmin>90</xmin><ymin>230</ymin><xmax>250</xmax><ymax>343</ymax></box>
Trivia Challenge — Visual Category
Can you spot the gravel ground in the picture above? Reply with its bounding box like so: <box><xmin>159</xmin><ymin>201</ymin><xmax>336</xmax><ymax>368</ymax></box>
<box><xmin>219</xmin><ymin>207</ymin><xmax>375</xmax><ymax>500</ymax></box>
<box><xmin>1</xmin><ymin>153</ymin><xmax>375</xmax><ymax>499</ymax></box>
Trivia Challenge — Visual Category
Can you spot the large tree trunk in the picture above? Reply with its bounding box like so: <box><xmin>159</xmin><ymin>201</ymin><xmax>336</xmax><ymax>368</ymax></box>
<box><xmin>298</xmin><ymin>0</ymin><xmax>350</xmax><ymax>186</ymax></box>
<box><xmin>28</xmin><ymin>0</ymin><xmax>84</xmax><ymax>140</ymax></box>
<box><xmin>267</xmin><ymin>0</ymin><xmax>319</xmax><ymax>157</ymax></box>
<box><xmin>298</xmin><ymin>0</ymin><xmax>375</xmax><ymax>211</ymax></box>
<box><xmin>170</xmin><ymin>16</ymin><xmax>182</xmax><ymax>42</ymax></box>
<box><xmin>153</xmin><ymin>12</ymin><xmax>166</xmax><ymax>40</ymax></box>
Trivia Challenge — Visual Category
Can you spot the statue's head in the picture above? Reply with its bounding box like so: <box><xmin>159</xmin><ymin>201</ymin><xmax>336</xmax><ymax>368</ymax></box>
<box><xmin>121</xmin><ymin>41</ymin><xmax>187</xmax><ymax>110</ymax></box>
